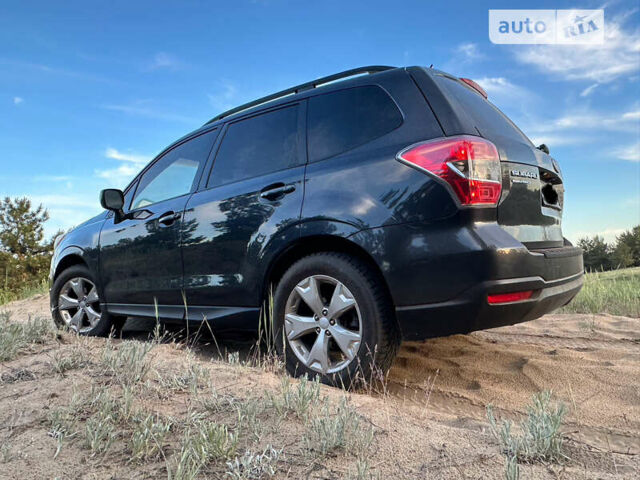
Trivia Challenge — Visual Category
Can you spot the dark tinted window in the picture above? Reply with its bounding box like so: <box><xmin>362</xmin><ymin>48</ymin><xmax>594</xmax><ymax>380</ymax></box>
<box><xmin>435</xmin><ymin>75</ymin><xmax>532</xmax><ymax>145</ymax></box>
<box><xmin>308</xmin><ymin>86</ymin><xmax>403</xmax><ymax>162</ymax></box>
<box><xmin>208</xmin><ymin>105</ymin><xmax>301</xmax><ymax>187</ymax></box>
<box><xmin>131</xmin><ymin>130</ymin><xmax>216</xmax><ymax>209</ymax></box>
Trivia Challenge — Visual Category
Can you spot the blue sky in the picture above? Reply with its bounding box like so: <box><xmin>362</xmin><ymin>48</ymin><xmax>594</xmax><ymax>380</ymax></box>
<box><xmin>1</xmin><ymin>0</ymin><xmax>638</xmax><ymax>243</ymax></box>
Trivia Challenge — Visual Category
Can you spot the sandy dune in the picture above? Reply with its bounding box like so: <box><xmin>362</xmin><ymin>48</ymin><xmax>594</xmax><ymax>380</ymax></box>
<box><xmin>389</xmin><ymin>314</ymin><xmax>640</xmax><ymax>457</ymax></box>
<box><xmin>1</xmin><ymin>295</ymin><xmax>638</xmax><ymax>478</ymax></box>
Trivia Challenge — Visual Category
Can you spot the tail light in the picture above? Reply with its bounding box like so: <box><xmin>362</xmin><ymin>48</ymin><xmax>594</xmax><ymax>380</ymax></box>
<box><xmin>397</xmin><ymin>135</ymin><xmax>502</xmax><ymax>206</ymax></box>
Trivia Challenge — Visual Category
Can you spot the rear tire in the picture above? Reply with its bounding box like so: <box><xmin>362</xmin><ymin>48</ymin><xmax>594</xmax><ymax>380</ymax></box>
<box><xmin>273</xmin><ymin>252</ymin><xmax>400</xmax><ymax>388</ymax></box>
<box><xmin>51</xmin><ymin>264</ymin><xmax>125</xmax><ymax>337</ymax></box>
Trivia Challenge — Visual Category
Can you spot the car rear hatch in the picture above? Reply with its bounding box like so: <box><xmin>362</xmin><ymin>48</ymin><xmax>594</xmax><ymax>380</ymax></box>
<box><xmin>410</xmin><ymin>67</ymin><xmax>565</xmax><ymax>249</ymax></box>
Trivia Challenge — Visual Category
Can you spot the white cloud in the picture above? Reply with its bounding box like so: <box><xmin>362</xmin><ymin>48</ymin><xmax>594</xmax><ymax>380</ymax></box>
<box><xmin>512</xmin><ymin>12</ymin><xmax>640</xmax><ymax>84</ymax></box>
<box><xmin>147</xmin><ymin>52</ymin><xmax>181</xmax><ymax>70</ymax></box>
<box><xmin>613</xmin><ymin>141</ymin><xmax>640</xmax><ymax>161</ymax></box>
<box><xmin>456</xmin><ymin>42</ymin><xmax>484</xmax><ymax>61</ymax></box>
<box><xmin>622</xmin><ymin>110</ymin><xmax>640</xmax><ymax>121</ymax></box>
<box><xmin>527</xmin><ymin>134</ymin><xmax>590</xmax><ymax>147</ymax></box>
<box><xmin>104</xmin><ymin>148</ymin><xmax>150</xmax><ymax>165</ymax></box>
<box><xmin>13</xmin><ymin>96</ymin><xmax>23</xmax><ymax>105</ymax></box>
<box><xmin>95</xmin><ymin>148</ymin><xmax>152</xmax><ymax>187</ymax></box>
<box><xmin>33</xmin><ymin>175</ymin><xmax>72</xmax><ymax>182</ymax></box>
<box><xmin>207</xmin><ymin>82</ymin><xmax>238</xmax><ymax>112</ymax></box>
<box><xmin>95</xmin><ymin>164</ymin><xmax>139</xmax><ymax>184</ymax></box>
<box><xmin>101</xmin><ymin>100</ymin><xmax>197</xmax><ymax>124</ymax></box>
<box><xmin>580</xmin><ymin>83</ymin><xmax>599</xmax><ymax>97</ymax></box>
<box><xmin>526</xmin><ymin>107</ymin><xmax>640</xmax><ymax>134</ymax></box>
<box><xmin>473</xmin><ymin>77</ymin><xmax>535</xmax><ymax>102</ymax></box>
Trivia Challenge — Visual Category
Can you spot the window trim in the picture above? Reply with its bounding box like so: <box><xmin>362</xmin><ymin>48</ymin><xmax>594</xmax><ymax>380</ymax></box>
<box><xmin>306</xmin><ymin>84</ymin><xmax>404</xmax><ymax>164</ymax></box>
<box><xmin>126</xmin><ymin>127</ymin><xmax>218</xmax><ymax>212</ymax></box>
<box><xmin>203</xmin><ymin>101</ymin><xmax>306</xmax><ymax>190</ymax></box>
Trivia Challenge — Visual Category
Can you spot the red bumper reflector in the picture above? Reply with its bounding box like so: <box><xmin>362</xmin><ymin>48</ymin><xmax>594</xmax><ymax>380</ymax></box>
<box><xmin>487</xmin><ymin>290</ymin><xmax>533</xmax><ymax>304</ymax></box>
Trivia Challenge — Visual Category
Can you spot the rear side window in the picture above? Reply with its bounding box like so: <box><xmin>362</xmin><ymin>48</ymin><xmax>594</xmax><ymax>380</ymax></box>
<box><xmin>208</xmin><ymin>105</ymin><xmax>301</xmax><ymax>187</ymax></box>
<box><xmin>307</xmin><ymin>86</ymin><xmax>403</xmax><ymax>162</ymax></box>
<box><xmin>435</xmin><ymin>75</ymin><xmax>532</xmax><ymax>145</ymax></box>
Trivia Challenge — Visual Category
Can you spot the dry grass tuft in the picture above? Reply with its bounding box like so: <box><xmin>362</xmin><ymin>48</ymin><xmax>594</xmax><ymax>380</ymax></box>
<box><xmin>0</xmin><ymin>315</ymin><xmax>54</xmax><ymax>361</ymax></box>
<box><xmin>487</xmin><ymin>391</ymin><xmax>567</xmax><ymax>479</ymax></box>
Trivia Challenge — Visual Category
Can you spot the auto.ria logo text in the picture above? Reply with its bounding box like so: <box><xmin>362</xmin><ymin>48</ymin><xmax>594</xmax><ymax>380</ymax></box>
<box><xmin>489</xmin><ymin>9</ymin><xmax>604</xmax><ymax>45</ymax></box>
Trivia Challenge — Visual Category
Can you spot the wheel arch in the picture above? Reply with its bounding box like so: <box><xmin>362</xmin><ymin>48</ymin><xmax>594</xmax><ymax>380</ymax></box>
<box><xmin>52</xmin><ymin>249</ymin><xmax>88</xmax><ymax>281</ymax></box>
<box><xmin>263</xmin><ymin>234</ymin><xmax>396</xmax><ymax>312</ymax></box>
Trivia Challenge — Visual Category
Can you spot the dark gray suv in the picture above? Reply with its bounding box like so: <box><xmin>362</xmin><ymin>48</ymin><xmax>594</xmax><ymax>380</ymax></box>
<box><xmin>50</xmin><ymin>66</ymin><xmax>584</xmax><ymax>386</ymax></box>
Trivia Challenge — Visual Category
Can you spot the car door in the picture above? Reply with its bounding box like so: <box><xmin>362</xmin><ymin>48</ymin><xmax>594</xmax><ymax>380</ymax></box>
<box><xmin>99</xmin><ymin>129</ymin><xmax>218</xmax><ymax>318</ymax></box>
<box><xmin>181</xmin><ymin>103</ymin><xmax>306</xmax><ymax>322</ymax></box>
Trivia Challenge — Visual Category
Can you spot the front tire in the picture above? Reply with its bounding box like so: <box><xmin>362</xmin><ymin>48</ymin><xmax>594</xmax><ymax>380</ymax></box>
<box><xmin>51</xmin><ymin>265</ymin><xmax>125</xmax><ymax>336</ymax></box>
<box><xmin>273</xmin><ymin>252</ymin><xmax>400</xmax><ymax>388</ymax></box>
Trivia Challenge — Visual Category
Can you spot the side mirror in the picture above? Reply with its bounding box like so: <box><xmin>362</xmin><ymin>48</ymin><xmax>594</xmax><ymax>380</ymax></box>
<box><xmin>99</xmin><ymin>189</ymin><xmax>126</xmax><ymax>221</ymax></box>
<box><xmin>537</xmin><ymin>144</ymin><xmax>550</xmax><ymax>155</ymax></box>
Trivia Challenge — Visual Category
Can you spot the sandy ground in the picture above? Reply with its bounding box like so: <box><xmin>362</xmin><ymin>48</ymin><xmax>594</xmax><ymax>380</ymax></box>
<box><xmin>1</xmin><ymin>294</ymin><xmax>638</xmax><ymax>479</ymax></box>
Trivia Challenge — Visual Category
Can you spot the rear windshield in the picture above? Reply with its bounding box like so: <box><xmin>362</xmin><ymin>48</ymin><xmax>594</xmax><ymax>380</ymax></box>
<box><xmin>434</xmin><ymin>75</ymin><xmax>532</xmax><ymax>146</ymax></box>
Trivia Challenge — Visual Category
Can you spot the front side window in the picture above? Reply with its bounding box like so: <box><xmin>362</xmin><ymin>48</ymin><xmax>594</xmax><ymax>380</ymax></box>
<box><xmin>131</xmin><ymin>130</ymin><xmax>216</xmax><ymax>209</ymax></box>
<box><xmin>307</xmin><ymin>85</ymin><xmax>403</xmax><ymax>162</ymax></box>
<box><xmin>208</xmin><ymin>105</ymin><xmax>301</xmax><ymax>188</ymax></box>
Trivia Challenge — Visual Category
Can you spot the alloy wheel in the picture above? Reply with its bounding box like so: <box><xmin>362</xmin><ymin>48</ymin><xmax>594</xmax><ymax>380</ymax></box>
<box><xmin>284</xmin><ymin>275</ymin><xmax>362</xmax><ymax>374</ymax></box>
<box><xmin>57</xmin><ymin>277</ymin><xmax>101</xmax><ymax>333</ymax></box>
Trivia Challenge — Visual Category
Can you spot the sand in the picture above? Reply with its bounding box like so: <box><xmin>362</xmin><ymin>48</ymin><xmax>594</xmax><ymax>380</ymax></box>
<box><xmin>0</xmin><ymin>294</ymin><xmax>638</xmax><ymax>478</ymax></box>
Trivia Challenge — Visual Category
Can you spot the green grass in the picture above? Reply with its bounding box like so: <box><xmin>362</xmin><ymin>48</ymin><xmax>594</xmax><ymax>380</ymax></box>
<box><xmin>560</xmin><ymin>267</ymin><xmax>640</xmax><ymax>317</ymax></box>
<box><xmin>0</xmin><ymin>277</ymin><xmax>48</xmax><ymax>306</ymax></box>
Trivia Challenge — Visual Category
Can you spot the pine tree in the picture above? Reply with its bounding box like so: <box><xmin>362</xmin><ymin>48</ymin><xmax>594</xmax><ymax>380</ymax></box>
<box><xmin>0</xmin><ymin>197</ymin><xmax>49</xmax><ymax>256</ymax></box>
<box><xmin>0</xmin><ymin>197</ymin><xmax>52</xmax><ymax>292</ymax></box>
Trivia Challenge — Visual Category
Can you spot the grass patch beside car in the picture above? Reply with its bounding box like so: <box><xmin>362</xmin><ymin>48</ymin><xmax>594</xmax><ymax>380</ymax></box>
<box><xmin>560</xmin><ymin>267</ymin><xmax>640</xmax><ymax>317</ymax></box>
<box><xmin>0</xmin><ymin>277</ymin><xmax>48</xmax><ymax>306</ymax></box>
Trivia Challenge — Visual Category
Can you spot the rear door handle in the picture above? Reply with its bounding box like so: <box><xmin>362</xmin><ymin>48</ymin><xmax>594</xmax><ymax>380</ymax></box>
<box><xmin>158</xmin><ymin>211</ymin><xmax>181</xmax><ymax>226</ymax></box>
<box><xmin>260</xmin><ymin>183</ymin><xmax>296</xmax><ymax>200</ymax></box>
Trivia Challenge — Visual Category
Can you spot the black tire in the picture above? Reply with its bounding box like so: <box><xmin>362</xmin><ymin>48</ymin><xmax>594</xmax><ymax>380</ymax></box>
<box><xmin>273</xmin><ymin>252</ymin><xmax>400</xmax><ymax>388</ymax></box>
<box><xmin>51</xmin><ymin>264</ymin><xmax>125</xmax><ymax>337</ymax></box>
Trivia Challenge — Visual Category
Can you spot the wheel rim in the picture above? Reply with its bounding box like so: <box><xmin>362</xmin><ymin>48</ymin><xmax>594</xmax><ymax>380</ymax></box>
<box><xmin>57</xmin><ymin>277</ymin><xmax>101</xmax><ymax>333</ymax></box>
<box><xmin>284</xmin><ymin>275</ymin><xmax>362</xmax><ymax>375</ymax></box>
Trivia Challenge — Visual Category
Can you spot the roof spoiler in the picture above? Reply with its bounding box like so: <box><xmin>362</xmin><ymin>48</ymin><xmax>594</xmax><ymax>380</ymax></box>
<box><xmin>460</xmin><ymin>78</ymin><xmax>488</xmax><ymax>98</ymax></box>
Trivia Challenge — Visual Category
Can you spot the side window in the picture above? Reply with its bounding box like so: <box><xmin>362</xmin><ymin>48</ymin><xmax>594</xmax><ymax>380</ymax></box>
<box><xmin>208</xmin><ymin>105</ymin><xmax>301</xmax><ymax>188</ymax></box>
<box><xmin>131</xmin><ymin>130</ymin><xmax>216</xmax><ymax>209</ymax></box>
<box><xmin>308</xmin><ymin>86</ymin><xmax>403</xmax><ymax>162</ymax></box>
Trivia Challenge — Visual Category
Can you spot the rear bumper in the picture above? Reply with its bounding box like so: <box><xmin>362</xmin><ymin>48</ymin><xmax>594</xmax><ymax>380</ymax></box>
<box><xmin>396</xmin><ymin>268</ymin><xmax>583</xmax><ymax>341</ymax></box>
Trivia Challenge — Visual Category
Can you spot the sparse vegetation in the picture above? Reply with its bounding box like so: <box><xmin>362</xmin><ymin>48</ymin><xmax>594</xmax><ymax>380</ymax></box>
<box><xmin>269</xmin><ymin>375</ymin><xmax>321</xmax><ymax>419</ymax></box>
<box><xmin>225</xmin><ymin>446</ymin><xmax>281</xmax><ymax>480</ymax></box>
<box><xmin>1</xmin><ymin>287</ymin><xmax>635</xmax><ymax>479</ymax></box>
<box><xmin>130</xmin><ymin>413</ymin><xmax>173</xmax><ymax>462</ymax></box>
<box><xmin>0</xmin><ymin>315</ymin><xmax>54</xmax><ymax>361</ymax></box>
<box><xmin>305</xmin><ymin>396</ymin><xmax>374</xmax><ymax>457</ymax></box>
<box><xmin>51</xmin><ymin>345</ymin><xmax>90</xmax><ymax>375</ymax></box>
<box><xmin>560</xmin><ymin>267</ymin><xmax>640</xmax><ymax>317</ymax></box>
<box><xmin>101</xmin><ymin>338</ymin><xmax>154</xmax><ymax>385</ymax></box>
<box><xmin>487</xmin><ymin>391</ymin><xmax>567</xmax><ymax>479</ymax></box>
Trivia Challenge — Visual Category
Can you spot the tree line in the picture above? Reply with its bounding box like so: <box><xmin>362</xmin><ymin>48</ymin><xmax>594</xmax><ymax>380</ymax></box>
<box><xmin>577</xmin><ymin>226</ymin><xmax>640</xmax><ymax>272</ymax></box>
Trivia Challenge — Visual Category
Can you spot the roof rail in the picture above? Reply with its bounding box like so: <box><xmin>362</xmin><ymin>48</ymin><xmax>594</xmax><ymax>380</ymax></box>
<box><xmin>205</xmin><ymin>65</ymin><xmax>395</xmax><ymax>125</ymax></box>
